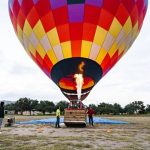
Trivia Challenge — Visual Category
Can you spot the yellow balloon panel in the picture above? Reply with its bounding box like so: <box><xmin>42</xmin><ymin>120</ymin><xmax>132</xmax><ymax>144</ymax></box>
<box><xmin>81</xmin><ymin>40</ymin><xmax>92</xmax><ymax>58</ymax></box>
<box><xmin>61</xmin><ymin>41</ymin><xmax>72</xmax><ymax>59</ymax></box>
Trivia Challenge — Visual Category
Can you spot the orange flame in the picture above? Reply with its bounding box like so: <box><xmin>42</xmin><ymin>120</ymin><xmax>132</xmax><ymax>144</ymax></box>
<box><xmin>78</xmin><ymin>61</ymin><xmax>85</xmax><ymax>74</ymax></box>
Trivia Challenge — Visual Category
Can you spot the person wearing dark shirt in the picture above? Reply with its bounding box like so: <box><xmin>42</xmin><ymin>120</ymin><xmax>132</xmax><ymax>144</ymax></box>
<box><xmin>0</xmin><ymin>102</ymin><xmax>5</xmax><ymax>132</ymax></box>
<box><xmin>87</xmin><ymin>106</ymin><xmax>95</xmax><ymax>127</ymax></box>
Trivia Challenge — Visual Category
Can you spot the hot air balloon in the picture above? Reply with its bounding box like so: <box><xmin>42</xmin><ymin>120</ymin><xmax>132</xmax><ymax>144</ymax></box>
<box><xmin>8</xmin><ymin>0</ymin><xmax>148</xmax><ymax>102</ymax></box>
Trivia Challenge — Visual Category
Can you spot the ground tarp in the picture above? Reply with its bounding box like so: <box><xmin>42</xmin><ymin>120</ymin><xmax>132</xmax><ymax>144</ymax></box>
<box><xmin>16</xmin><ymin>117</ymin><xmax>128</xmax><ymax>125</ymax></box>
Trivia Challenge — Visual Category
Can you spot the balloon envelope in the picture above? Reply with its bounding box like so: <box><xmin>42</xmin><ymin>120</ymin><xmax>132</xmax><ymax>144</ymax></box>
<box><xmin>8</xmin><ymin>0</ymin><xmax>148</xmax><ymax>101</ymax></box>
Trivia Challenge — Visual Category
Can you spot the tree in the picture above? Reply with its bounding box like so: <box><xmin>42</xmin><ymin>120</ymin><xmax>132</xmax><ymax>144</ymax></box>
<box><xmin>113</xmin><ymin>103</ymin><xmax>123</xmax><ymax>115</ymax></box>
<box><xmin>97</xmin><ymin>103</ymin><xmax>114</xmax><ymax>115</ymax></box>
<box><xmin>55</xmin><ymin>101</ymin><xmax>69</xmax><ymax>114</ymax></box>
<box><xmin>15</xmin><ymin>98</ymin><xmax>29</xmax><ymax>115</ymax></box>
<box><xmin>134</xmin><ymin>101</ymin><xmax>145</xmax><ymax>114</ymax></box>
<box><xmin>124</xmin><ymin>101</ymin><xmax>145</xmax><ymax>114</ymax></box>
<box><xmin>124</xmin><ymin>103</ymin><xmax>135</xmax><ymax>114</ymax></box>
<box><xmin>5</xmin><ymin>103</ymin><xmax>16</xmax><ymax>111</ymax></box>
<box><xmin>26</xmin><ymin>99</ymin><xmax>39</xmax><ymax>115</ymax></box>
<box><xmin>145</xmin><ymin>104</ymin><xmax>150</xmax><ymax>113</ymax></box>
<box><xmin>48</xmin><ymin>101</ymin><xmax>55</xmax><ymax>113</ymax></box>
<box><xmin>36</xmin><ymin>100</ymin><xmax>55</xmax><ymax>115</ymax></box>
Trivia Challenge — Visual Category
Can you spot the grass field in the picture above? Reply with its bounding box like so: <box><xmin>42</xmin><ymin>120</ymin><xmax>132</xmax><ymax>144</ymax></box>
<box><xmin>0</xmin><ymin>116</ymin><xmax>150</xmax><ymax>150</ymax></box>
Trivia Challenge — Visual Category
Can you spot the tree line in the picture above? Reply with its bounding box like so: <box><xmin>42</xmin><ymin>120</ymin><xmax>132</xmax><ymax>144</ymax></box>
<box><xmin>4</xmin><ymin>97</ymin><xmax>150</xmax><ymax>115</ymax></box>
<box><xmin>5</xmin><ymin>98</ymin><xmax>68</xmax><ymax>115</ymax></box>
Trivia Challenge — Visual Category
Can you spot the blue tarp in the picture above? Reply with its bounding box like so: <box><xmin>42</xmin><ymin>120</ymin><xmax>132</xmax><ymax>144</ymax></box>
<box><xmin>16</xmin><ymin>117</ymin><xmax>128</xmax><ymax>125</ymax></box>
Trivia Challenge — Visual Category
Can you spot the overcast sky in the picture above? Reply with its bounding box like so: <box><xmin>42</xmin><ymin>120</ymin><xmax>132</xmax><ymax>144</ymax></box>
<box><xmin>0</xmin><ymin>1</ymin><xmax>150</xmax><ymax>106</ymax></box>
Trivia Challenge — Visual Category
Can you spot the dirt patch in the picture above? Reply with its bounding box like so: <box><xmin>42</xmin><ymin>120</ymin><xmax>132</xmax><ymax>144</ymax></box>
<box><xmin>0</xmin><ymin>116</ymin><xmax>150</xmax><ymax>150</ymax></box>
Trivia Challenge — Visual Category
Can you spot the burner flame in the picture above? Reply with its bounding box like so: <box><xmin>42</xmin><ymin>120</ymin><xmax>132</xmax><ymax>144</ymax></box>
<box><xmin>74</xmin><ymin>62</ymin><xmax>85</xmax><ymax>100</ymax></box>
<box><xmin>74</xmin><ymin>74</ymin><xmax>84</xmax><ymax>100</ymax></box>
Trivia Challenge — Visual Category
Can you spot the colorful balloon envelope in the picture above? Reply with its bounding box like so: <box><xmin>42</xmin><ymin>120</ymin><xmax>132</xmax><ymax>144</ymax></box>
<box><xmin>8</xmin><ymin>0</ymin><xmax>148</xmax><ymax>101</ymax></box>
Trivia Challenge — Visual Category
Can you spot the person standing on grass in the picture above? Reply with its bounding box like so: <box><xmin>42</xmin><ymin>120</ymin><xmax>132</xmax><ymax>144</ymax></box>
<box><xmin>55</xmin><ymin>107</ymin><xmax>61</xmax><ymax>128</ymax></box>
<box><xmin>0</xmin><ymin>102</ymin><xmax>5</xmax><ymax>133</ymax></box>
<box><xmin>87</xmin><ymin>106</ymin><xmax>95</xmax><ymax>127</ymax></box>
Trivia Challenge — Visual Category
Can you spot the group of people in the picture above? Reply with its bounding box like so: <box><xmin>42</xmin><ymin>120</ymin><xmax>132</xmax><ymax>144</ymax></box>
<box><xmin>55</xmin><ymin>106</ymin><xmax>95</xmax><ymax>128</ymax></box>
<box><xmin>0</xmin><ymin>102</ymin><xmax>95</xmax><ymax>131</ymax></box>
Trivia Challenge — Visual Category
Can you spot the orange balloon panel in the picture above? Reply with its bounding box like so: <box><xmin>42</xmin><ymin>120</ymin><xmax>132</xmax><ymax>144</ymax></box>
<box><xmin>8</xmin><ymin>0</ymin><xmax>148</xmax><ymax>101</ymax></box>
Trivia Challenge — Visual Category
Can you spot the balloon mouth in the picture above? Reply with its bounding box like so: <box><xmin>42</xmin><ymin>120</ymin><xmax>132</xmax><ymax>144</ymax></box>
<box><xmin>58</xmin><ymin>74</ymin><xmax>95</xmax><ymax>101</ymax></box>
<box><xmin>51</xmin><ymin>57</ymin><xmax>103</xmax><ymax>101</ymax></box>
<box><xmin>59</xmin><ymin>75</ymin><xmax>94</xmax><ymax>90</ymax></box>
<box><xmin>60</xmin><ymin>86</ymin><xmax>94</xmax><ymax>101</ymax></box>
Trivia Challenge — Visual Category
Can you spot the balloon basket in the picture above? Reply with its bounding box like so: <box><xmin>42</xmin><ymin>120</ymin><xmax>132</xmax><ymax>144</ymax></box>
<box><xmin>64</xmin><ymin>108</ymin><xmax>87</xmax><ymax>127</ymax></box>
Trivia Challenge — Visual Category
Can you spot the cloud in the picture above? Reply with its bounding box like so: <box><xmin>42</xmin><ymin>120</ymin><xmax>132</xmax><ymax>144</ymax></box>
<box><xmin>10</xmin><ymin>62</ymin><xmax>37</xmax><ymax>75</ymax></box>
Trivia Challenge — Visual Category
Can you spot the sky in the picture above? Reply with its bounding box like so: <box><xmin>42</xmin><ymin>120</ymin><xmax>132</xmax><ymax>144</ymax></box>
<box><xmin>0</xmin><ymin>1</ymin><xmax>150</xmax><ymax>106</ymax></box>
